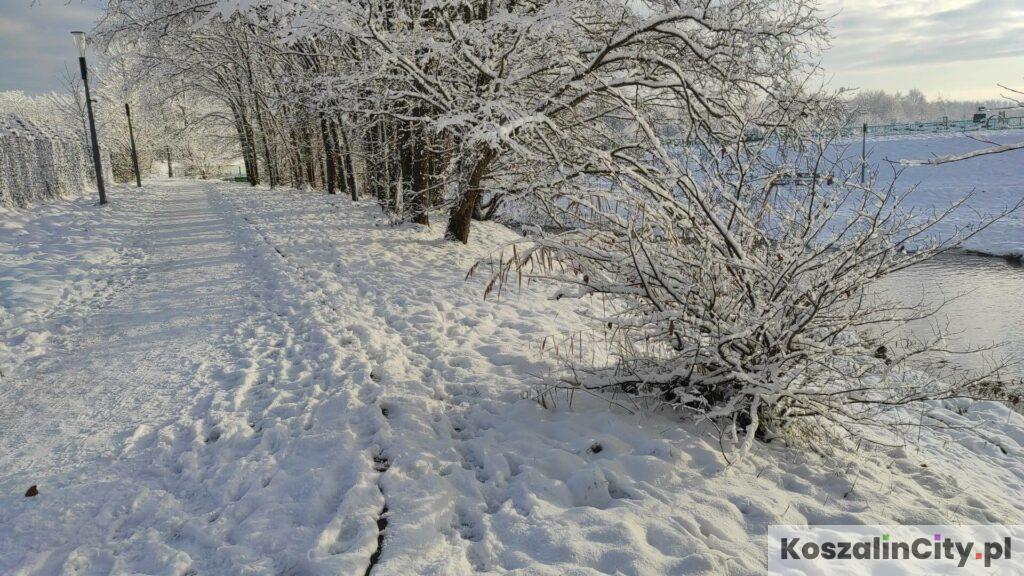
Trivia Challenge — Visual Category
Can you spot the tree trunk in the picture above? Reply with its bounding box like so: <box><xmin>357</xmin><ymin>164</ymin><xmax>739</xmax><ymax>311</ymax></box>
<box><xmin>254</xmin><ymin>111</ymin><xmax>274</xmax><ymax>188</ymax></box>
<box><xmin>445</xmin><ymin>149</ymin><xmax>495</xmax><ymax>243</ymax></box>
<box><xmin>339</xmin><ymin>124</ymin><xmax>358</xmax><ymax>200</ymax></box>
<box><xmin>244</xmin><ymin>56</ymin><xmax>275</xmax><ymax>188</ymax></box>
<box><xmin>303</xmin><ymin>125</ymin><xmax>317</xmax><ymax>187</ymax></box>
<box><xmin>230</xmin><ymin>101</ymin><xmax>259</xmax><ymax>185</ymax></box>
<box><xmin>411</xmin><ymin>125</ymin><xmax>430</xmax><ymax>225</ymax></box>
<box><xmin>321</xmin><ymin>117</ymin><xmax>336</xmax><ymax>194</ymax></box>
<box><xmin>290</xmin><ymin>129</ymin><xmax>305</xmax><ymax>188</ymax></box>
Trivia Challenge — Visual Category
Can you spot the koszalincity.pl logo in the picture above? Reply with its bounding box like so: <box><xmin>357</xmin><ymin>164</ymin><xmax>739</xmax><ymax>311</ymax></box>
<box><xmin>767</xmin><ymin>525</ymin><xmax>1024</xmax><ymax>573</ymax></box>
<box><xmin>781</xmin><ymin>532</ymin><xmax>1011</xmax><ymax>568</ymax></box>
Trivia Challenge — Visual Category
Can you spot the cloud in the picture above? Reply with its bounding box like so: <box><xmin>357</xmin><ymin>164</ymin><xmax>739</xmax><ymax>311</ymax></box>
<box><xmin>2</xmin><ymin>0</ymin><xmax>1020</xmax><ymax>99</ymax></box>
<box><xmin>822</xmin><ymin>0</ymin><xmax>1024</xmax><ymax>70</ymax></box>
<box><xmin>0</xmin><ymin>0</ymin><xmax>104</xmax><ymax>94</ymax></box>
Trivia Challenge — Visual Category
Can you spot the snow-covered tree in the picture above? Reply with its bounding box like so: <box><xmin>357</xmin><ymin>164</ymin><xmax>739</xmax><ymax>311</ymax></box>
<box><xmin>87</xmin><ymin>0</ymin><xmax>1020</xmax><ymax>453</ymax></box>
<box><xmin>845</xmin><ymin>88</ymin><xmax>1012</xmax><ymax>125</ymax></box>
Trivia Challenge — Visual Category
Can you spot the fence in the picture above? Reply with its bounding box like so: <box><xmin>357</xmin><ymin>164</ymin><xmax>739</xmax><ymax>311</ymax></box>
<box><xmin>0</xmin><ymin>113</ymin><xmax>93</xmax><ymax>208</ymax></box>
<box><xmin>839</xmin><ymin>113</ymin><xmax>1024</xmax><ymax>139</ymax></box>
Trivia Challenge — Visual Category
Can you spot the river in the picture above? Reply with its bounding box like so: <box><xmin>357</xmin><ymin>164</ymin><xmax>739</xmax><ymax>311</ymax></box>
<box><xmin>877</xmin><ymin>252</ymin><xmax>1023</xmax><ymax>381</ymax></box>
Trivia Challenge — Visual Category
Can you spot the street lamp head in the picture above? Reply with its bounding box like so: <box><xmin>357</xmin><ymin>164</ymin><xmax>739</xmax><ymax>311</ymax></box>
<box><xmin>71</xmin><ymin>31</ymin><xmax>87</xmax><ymax>58</ymax></box>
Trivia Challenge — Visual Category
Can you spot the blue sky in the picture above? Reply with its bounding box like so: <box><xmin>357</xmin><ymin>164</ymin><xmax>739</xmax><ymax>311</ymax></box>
<box><xmin>1</xmin><ymin>0</ymin><xmax>1023</xmax><ymax>99</ymax></box>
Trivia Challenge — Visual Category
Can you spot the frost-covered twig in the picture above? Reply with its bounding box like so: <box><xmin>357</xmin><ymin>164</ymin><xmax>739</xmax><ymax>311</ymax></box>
<box><xmin>900</xmin><ymin>141</ymin><xmax>1024</xmax><ymax>166</ymax></box>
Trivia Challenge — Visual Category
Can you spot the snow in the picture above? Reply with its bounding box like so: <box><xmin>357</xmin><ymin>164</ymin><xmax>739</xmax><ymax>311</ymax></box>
<box><xmin>1</xmin><ymin>180</ymin><xmax>1023</xmax><ymax>575</ymax></box>
<box><xmin>839</xmin><ymin>129</ymin><xmax>1024</xmax><ymax>257</ymax></box>
<box><xmin>0</xmin><ymin>191</ymin><xmax>145</xmax><ymax>375</ymax></box>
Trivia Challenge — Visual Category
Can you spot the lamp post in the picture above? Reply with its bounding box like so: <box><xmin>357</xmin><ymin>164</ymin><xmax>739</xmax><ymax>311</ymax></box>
<box><xmin>125</xmin><ymin>103</ymin><xmax>142</xmax><ymax>187</ymax></box>
<box><xmin>71</xmin><ymin>31</ymin><xmax>106</xmax><ymax>205</ymax></box>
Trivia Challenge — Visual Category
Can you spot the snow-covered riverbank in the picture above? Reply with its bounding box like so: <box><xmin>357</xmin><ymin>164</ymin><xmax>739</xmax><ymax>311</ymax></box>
<box><xmin>2</xmin><ymin>181</ymin><xmax>1022</xmax><ymax>575</ymax></box>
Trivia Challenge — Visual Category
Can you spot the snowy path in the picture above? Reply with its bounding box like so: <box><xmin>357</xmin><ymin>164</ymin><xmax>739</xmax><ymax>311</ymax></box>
<box><xmin>1</xmin><ymin>181</ymin><xmax>251</xmax><ymax>488</ymax></box>
<box><xmin>2</xmin><ymin>181</ymin><xmax>1023</xmax><ymax>575</ymax></box>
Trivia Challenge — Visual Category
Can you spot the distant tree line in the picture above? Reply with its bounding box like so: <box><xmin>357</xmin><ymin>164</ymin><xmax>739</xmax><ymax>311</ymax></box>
<box><xmin>845</xmin><ymin>88</ymin><xmax>1013</xmax><ymax>125</ymax></box>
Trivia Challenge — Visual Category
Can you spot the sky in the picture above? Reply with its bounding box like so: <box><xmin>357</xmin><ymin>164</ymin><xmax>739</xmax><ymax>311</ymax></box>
<box><xmin>0</xmin><ymin>0</ymin><xmax>104</xmax><ymax>94</ymax></box>
<box><xmin>0</xmin><ymin>0</ymin><xmax>1023</xmax><ymax>100</ymax></box>
<box><xmin>819</xmin><ymin>0</ymin><xmax>1024</xmax><ymax>99</ymax></box>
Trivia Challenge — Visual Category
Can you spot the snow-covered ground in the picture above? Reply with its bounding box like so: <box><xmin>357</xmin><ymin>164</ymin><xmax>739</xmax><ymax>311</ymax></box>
<box><xmin>837</xmin><ymin>129</ymin><xmax>1024</xmax><ymax>257</ymax></box>
<box><xmin>0</xmin><ymin>193</ymin><xmax>146</xmax><ymax>375</ymax></box>
<box><xmin>1</xmin><ymin>180</ymin><xmax>1023</xmax><ymax>575</ymax></box>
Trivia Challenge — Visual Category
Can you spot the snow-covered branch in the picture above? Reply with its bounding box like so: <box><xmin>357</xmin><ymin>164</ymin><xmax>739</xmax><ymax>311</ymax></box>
<box><xmin>900</xmin><ymin>141</ymin><xmax>1024</xmax><ymax>165</ymax></box>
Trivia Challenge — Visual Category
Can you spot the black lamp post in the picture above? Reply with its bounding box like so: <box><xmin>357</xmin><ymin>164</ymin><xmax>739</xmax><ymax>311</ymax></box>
<box><xmin>125</xmin><ymin>103</ymin><xmax>142</xmax><ymax>187</ymax></box>
<box><xmin>71</xmin><ymin>31</ymin><xmax>107</xmax><ymax>205</ymax></box>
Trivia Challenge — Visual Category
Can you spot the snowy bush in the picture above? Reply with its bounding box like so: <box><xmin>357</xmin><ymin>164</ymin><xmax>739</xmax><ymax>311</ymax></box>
<box><xmin>456</xmin><ymin>3</ymin><xmax>1020</xmax><ymax>452</ymax></box>
<box><xmin>494</xmin><ymin>130</ymin><xmax>1020</xmax><ymax>451</ymax></box>
<box><xmin>0</xmin><ymin>113</ymin><xmax>91</xmax><ymax>208</ymax></box>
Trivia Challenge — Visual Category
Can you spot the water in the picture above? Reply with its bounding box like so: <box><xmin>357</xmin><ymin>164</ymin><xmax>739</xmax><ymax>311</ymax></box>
<box><xmin>876</xmin><ymin>253</ymin><xmax>1024</xmax><ymax>381</ymax></box>
<box><xmin>844</xmin><ymin>131</ymin><xmax>1024</xmax><ymax>381</ymax></box>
